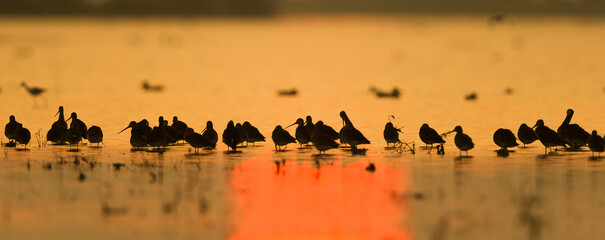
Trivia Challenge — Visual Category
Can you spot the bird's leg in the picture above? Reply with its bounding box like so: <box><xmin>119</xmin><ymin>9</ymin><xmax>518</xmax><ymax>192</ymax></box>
<box><xmin>284</xmin><ymin>145</ymin><xmax>288</xmax><ymax>151</ymax></box>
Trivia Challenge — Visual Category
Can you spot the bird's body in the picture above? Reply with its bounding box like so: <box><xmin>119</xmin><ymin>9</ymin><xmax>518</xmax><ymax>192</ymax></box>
<box><xmin>517</xmin><ymin>123</ymin><xmax>538</xmax><ymax>147</ymax></box>
<box><xmin>223</xmin><ymin>121</ymin><xmax>240</xmax><ymax>152</ymax></box>
<box><xmin>557</xmin><ymin>109</ymin><xmax>589</xmax><ymax>149</ymax></box>
<box><xmin>119</xmin><ymin>121</ymin><xmax>148</xmax><ymax>149</ymax></box>
<box><xmin>288</xmin><ymin>118</ymin><xmax>310</xmax><ymax>147</ymax></box>
<box><xmin>14</xmin><ymin>123</ymin><xmax>30</xmax><ymax>149</ymax></box>
<box><xmin>534</xmin><ymin>119</ymin><xmax>567</xmax><ymax>155</ymax></box>
<box><xmin>304</xmin><ymin>116</ymin><xmax>315</xmax><ymax>134</ymax></box>
<box><xmin>588</xmin><ymin>130</ymin><xmax>605</xmax><ymax>157</ymax></box>
<box><xmin>201</xmin><ymin>121</ymin><xmax>218</xmax><ymax>149</ymax></box>
<box><xmin>66</xmin><ymin>119</ymin><xmax>82</xmax><ymax>150</ymax></box>
<box><xmin>452</xmin><ymin>126</ymin><xmax>474</xmax><ymax>156</ymax></box>
<box><xmin>242</xmin><ymin>121</ymin><xmax>265</xmax><ymax>145</ymax></box>
<box><xmin>171</xmin><ymin>116</ymin><xmax>188</xmax><ymax>142</ymax></box>
<box><xmin>47</xmin><ymin>106</ymin><xmax>67</xmax><ymax>144</ymax></box>
<box><xmin>272</xmin><ymin>125</ymin><xmax>296</xmax><ymax>151</ymax></box>
<box><xmin>185</xmin><ymin>128</ymin><xmax>213</xmax><ymax>154</ymax></box>
<box><xmin>67</xmin><ymin>113</ymin><xmax>88</xmax><ymax>140</ymax></box>
<box><xmin>493</xmin><ymin>128</ymin><xmax>518</xmax><ymax>150</ymax></box>
<box><xmin>87</xmin><ymin>125</ymin><xmax>103</xmax><ymax>147</ymax></box>
<box><xmin>21</xmin><ymin>82</ymin><xmax>47</xmax><ymax>106</ymax></box>
<box><xmin>383</xmin><ymin>122</ymin><xmax>401</xmax><ymax>146</ymax></box>
<box><xmin>339</xmin><ymin>111</ymin><xmax>370</xmax><ymax>150</ymax></box>
<box><xmin>5</xmin><ymin>115</ymin><xmax>19</xmax><ymax>144</ymax></box>
<box><xmin>149</xmin><ymin>117</ymin><xmax>168</xmax><ymax>150</ymax></box>
<box><xmin>419</xmin><ymin>123</ymin><xmax>446</xmax><ymax>147</ymax></box>
<box><xmin>310</xmin><ymin>121</ymin><xmax>340</xmax><ymax>154</ymax></box>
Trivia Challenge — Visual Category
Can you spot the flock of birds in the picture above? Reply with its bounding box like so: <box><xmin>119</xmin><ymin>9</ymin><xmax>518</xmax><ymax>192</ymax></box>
<box><xmin>3</xmin><ymin>107</ymin><xmax>605</xmax><ymax>158</ymax></box>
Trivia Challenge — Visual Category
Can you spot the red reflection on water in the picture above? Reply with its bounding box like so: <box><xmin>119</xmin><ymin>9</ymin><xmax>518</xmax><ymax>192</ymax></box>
<box><xmin>230</xmin><ymin>154</ymin><xmax>410</xmax><ymax>240</ymax></box>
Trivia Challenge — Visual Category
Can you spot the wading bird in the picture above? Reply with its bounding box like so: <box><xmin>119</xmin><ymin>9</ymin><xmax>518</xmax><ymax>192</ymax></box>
<box><xmin>419</xmin><ymin>123</ymin><xmax>446</xmax><ymax>147</ymax></box>
<box><xmin>118</xmin><ymin>121</ymin><xmax>148</xmax><ymax>149</ymax></box>
<box><xmin>67</xmin><ymin>113</ymin><xmax>87</xmax><ymax>140</ymax></box>
<box><xmin>201</xmin><ymin>121</ymin><xmax>218</xmax><ymax>149</ymax></box>
<box><xmin>272</xmin><ymin>125</ymin><xmax>296</xmax><ymax>151</ymax></box>
<box><xmin>383</xmin><ymin>122</ymin><xmax>401</xmax><ymax>147</ymax></box>
<box><xmin>493</xmin><ymin>128</ymin><xmax>518</xmax><ymax>150</ymax></box>
<box><xmin>4</xmin><ymin>115</ymin><xmax>19</xmax><ymax>145</ymax></box>
<box><xmin>517</xmin><ymin>123</ymin><xmax>538</xmax><ymax>147</ymax></box>
<box><xmin>87</xmin><ymin>125</ymin><xmax>103</xmax><ymax>147</ymax></box>
<box><xmin>588</xmin><ymin>130</ymin><xmax>605</xmax><ymax>157</ymax></box>
<box><xmin>47</xmin><ymin>106</ymin><xmax>67</xmax><ymax>144</ymax></box>
<box><xmin>149</xmin><ymin>117</ymin><xmax>168</xmax><ymax>150</ymax></box>
<box><xmin>557</xmin><ymin>109</ymin><xmax>589</xmax><ymax>149</ymax></box>
<box><xmin>449</xmin><ymin>125</ymin><xmax>474</xmax><ymax>156</ymax></box>
<box><xmin>533</xmin><ymin>119</ymin><xmax>567</xmax><ymax>155</ymax></box>
<box><xmin>310</xmin><ymin>121</ymin><xmax>340</xmax><ymax>154</ymax></box>
<box><xmin>339</xmin><ymin>111</ymin><xmax>370</xmax><ymax>150</ymax></box>
<box><xmin>242</xmin><ymin>121</ymin><xmax>265</xmax><ymax>145</ymax></box>
<box><xmin>14</xmin><ymin>123</ymin><xmax>30</xmax><ymax>150</ymax></box>
<box><xmin>21</xmin><ymin>82</ymin><xmax>46</xmax><ymax>106</ymax></box>
<box><xmin>223</xmin><ymin>121</ymin><xmax>240</xmax><ymax>152</ymax></box>
<box><xmin>287</xmin><ymin>118</ymin><xmax>310</xmax><ymax>148</ymax></box>
<box><xmin>185</xmin><ymin>128</ymin><xmax>213</xmax><ymax>154</ymax></box>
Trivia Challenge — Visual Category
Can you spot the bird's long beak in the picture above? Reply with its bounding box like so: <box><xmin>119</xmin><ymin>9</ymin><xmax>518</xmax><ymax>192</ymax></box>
<box><xmin>532</xmin><ymin>124</ymin><xmax>537</xmax><ymax>129</ymax></box>
<box><xmin>201</xmin><ymin>127</ymin><xmax>207</xmax><ymax>133</ymax></box>
<box><xmin>66</xmin><ymin>116</ymin><xmax>72</xmax><ymax>122</ymax></box>
<box><xmin>54</xmin><ymin>110</ymin><xmax>60</xmax><ymax>117</ymax></box>
<box><xmin>285</xmin><ymin>122</ymin><xmax>296</xmax><ymax>129</ymax></box>
<box><xmin>118</xmin><ymin>126</ymin><xmax>131</xmax><ymax>134</ymax></box>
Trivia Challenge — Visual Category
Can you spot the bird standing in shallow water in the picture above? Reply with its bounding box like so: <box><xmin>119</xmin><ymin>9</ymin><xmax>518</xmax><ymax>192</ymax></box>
<box><xmin>185</xmin><ymin>128</ymin><xmax>213</xmax><ymax>154</ymax></box>
<box><xmin>448</xmin><ymin>125</ymin><xmax>474</xmax><ymax>156</ymax></box>
<box><xmin>235</xmin><ymin>123</ymin><xmax>246</xmax><ymax>146</ymax></box>
<box><xmin>87</xmin><ymin>126</ymin><xmax>103</xmax><ymax>147</ymax></box>
<box><xmin>67</xmin><ymin>113</ymin><xmax>88</xmax><ymax>140</ymax></box>
<box><xmin>14</xmin><ymin>123</ymin><xmax>30</xmax><ymax>150</ymax></box>
<box><xmin>66</xmin><ymin>117</ymin><xmax>82</xmax><ymax>150</ymax></box>
<box><xmin>310</xmin><ymin>121</ymin><xmax>339</xmax><ymax>154</ymax></box>
<box><xmin>5</xmin><ymin>115</ymin><xmax>20</xmax><ymax>145</ymax></box>
<box><xmin>517</xmin><ymin>123</ymin><xmax>538</xmax><ymax>147</ymax></box>
<box><xmin>201</xmin><ymin>121</ymin><xmax>218</xmax><ymax>149</ymax></box>
<box><xmin>149</xmin><ymin>117</ymin><xmax>168</xmax><ymax>150</ymax></box>
<box><xmin>305</xmin><ymin>116</ymin><xmax>315</xmax><ymax>134</ymax></box>
<box><xmin>588</xmin><ymin>130</ymin><xmax>605</xmax><ymax>157</ymax></box>
<box><xmin>557</xmin><ymin>109</ymin><xmax>590</xmax><ymax>149</ymax></box>
<box><xmin>47</xmin><ymin>106</ymin><xmax>67</xmax><ymax>144</ymax></box>
<box><xmin>533</xmin><ymin>119</ymin><xmax>567</xmax><ymax>155</ymax></box>
<box><xmin>383</xmin><ymin>122</ymin><xmax>401</xmax><ymax>147</ymax></box>
<box><xmin>118</xmin><ymin>121</ymin><xmax>148</xmax><ymax>149</ymax></box>
<box><xmin>171</xmin><ymin>116</ymin><xmax>188</xmax><ymax>142</ymax></box>
<box><xmin>419</xmin><ymin>123</ymin><xmax>446</xmax><ymax>147</ymax></box>
<box><xmin>242</xmin><ymin>121</ymin><xmax>265</xmax><ymax>145</ymax></box>
<box><xmin>287</xmin><ymin>118</ymin><xmax>310</xmax><ymax>148</ymax></box>
<box><xmin>272</xmin><ymin>125</ymin><xmax>296</xmax><ymax>151</ymax></box>
<box><xmin>21</xmin><ymin>82</ymin><xmax>46</xmax><ymax>106</ymax></box>
<box><xmin>223</xmin><ymin>121</ymin><xmax>240</xmax><ymax>152</ymax></box>
<box><xmin>493</xmin><ymin>128</ymin><xmax>518</xmax><ymax>151</ymax></box>
<box><xmin>339</xmin><ymin>111</ymin><xmax>370</xmax><ymax>151</ymax></box>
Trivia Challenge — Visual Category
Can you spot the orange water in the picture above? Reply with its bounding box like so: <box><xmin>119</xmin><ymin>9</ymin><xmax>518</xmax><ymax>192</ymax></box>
<box><xmin>1</xmin><ymin>16</ymin><xmax>605</xmax><ymax>239</ymax></box>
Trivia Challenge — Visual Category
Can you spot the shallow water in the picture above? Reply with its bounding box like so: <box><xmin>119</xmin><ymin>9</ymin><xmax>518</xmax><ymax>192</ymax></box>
<box><xmin>1</xmin><ymin>16</ymin><xmax>605</xmax><ymax>239</ymax></box>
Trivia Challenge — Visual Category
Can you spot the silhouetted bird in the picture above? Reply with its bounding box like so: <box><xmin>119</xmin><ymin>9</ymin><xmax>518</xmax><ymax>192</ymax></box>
<box><xmin>223</xmin><ymin>121</ymin><xmax>240</xmax><ymax>152</ymax></box>
<box><xmin>419</xmin><ymin>123</ymin><xmax>445</xmax><ymax>147</ymax></box>
<box><xmin>242</xmin><ymin>121</ymin><xmax>265</xmax><ymax>145</ymax></box>
<box><xmin>493</xmin><ymin>128</ymin><xmax>518</xmax><ymax>150</ymax></box>
<box><xmin>137</xmin><ymin>119</ymin><xmax>152</xmax><ymax>142</ymax></box>
<box><xmin>339</xmin><ymin>111</ymin><xmax>370</xmax><ymax>150</ymax></box>
<box><xmin>235</xmin><ymin>123</ymin><xmax>246</xmax><ymax>146</ymax></box>
<box><xmin>21</xmin><ymin>82</ymin><xmax>46</xmax><ymax>105</ymax></box>
<box><xmin>278</xmin><ymin>88</ymin><xmax>298</xmax><ymax>96</ymax></box>
<box><xmin>383</xmin><ymin>122</ymin><xmax>401</xmax><ymax>147</ymax></box>
<box><xmin>47</xmin><ymin>106</ymin><xmax>67</xmax><ymax>144</ymax></box>
<box><xmin>149</xmin><ymin>116</ymin><xmax>168</xmax><ymax>150</ymax></box>
<box><xmin>272</xmin><ymin>125</ymin><xmax>296</xmax><ymax>151</ymax></box>
<box><xmin>171</xmin><ymin>116</ymin><xmax>188</xmax><ymax>142</ymax></box>
<box><xmin>370</xmin><ymin>86</ymin><xmax>400</xmax><ymax>98</ymax></box>
<box><xmin>66</xmin><ymin>117</ymin><xmax>83</xmax><ymax>150</ymax></box>
<box><xmin>557</xmin><ymin>109</ymin><xmax>589</xmax><ymax>149</ymax></box>
<box><xmin>533</xmin><ymin>119</ymin><xmax>567</xmax><ymax>155</ymax></box>
<box><xmin>487</xmin><ymin>14</ymin><xmax>514</xmax><ymax>27</ymax></box>
<box><xmin>465</xmin><ymin>92</ymin><xmax>477</xmax><ymax>101</ymax></box>
<box><xmin>185</xmin><ymin>128</ymin><xmax>213</xmax><ymax>154</ymax></box>
<box><xmin>305</xmin><ymin>116</ymin><xmax>315</xmax><ymax>133</ymax></box>
<box><xmin>118</xmin><ymin>121</ymin><xmax>148</xmax><ymax>149</ymax></box>
<box><xmin>287</xmin><ymin>118</ymin><xmax>310</xmax><ymax>148</ymax></box>
<box><xmin>14</xmin><ymin>123</ymin><xmax>30</xmax><ymax>150</ymax></box>
<box><xmin>87</xmin><ymin>125</ymin><xmax>103</xmax><ymax>147</ymax></box>
<box><xmin>67</xmin><ymin>112</ymin><xmax>88</xmax><ymax>140</ymax></box>
<box><xmin>517</xmin><ymin>123</ymin><xmax>538</xmax><ymax>147</ymax></box>
<box><xmin>164</xmin><ymin>120</ymin><xmax>181</xmax><ymax>145</ymax></box>
<box><xmin>310</xmin><ymin>121</ymin><xmax>339</xmax><ymax>154</ymax></box>
<box><xmin>4</xmin><ymin>115</ymin><xmax>19</xmax><ymax>144</ymax></box>
<box><xmin>142</xmin><ymin>80</ymin><xmax>164</xmax><ymax>92</ymax></box>
<box><xmin>588</xmin><ymin>130</ymin><xmax>605</xmax><ymax>157</ymax></box>
<box><xmin>201</xmin><ymin>121</ymin><xmax>218</xmax><ymax>149</ymax></box>
<box><xmin>450</xmin><ymin>126</ymin><xmax>474</xmax><ymax>156</ymax></box>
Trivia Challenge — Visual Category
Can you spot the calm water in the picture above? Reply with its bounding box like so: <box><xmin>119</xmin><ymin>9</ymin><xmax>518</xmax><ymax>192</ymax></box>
<box><xmin>1</xmin><ymin>16</ymin><xmax>605</xmax><ymax>239</ymax></box>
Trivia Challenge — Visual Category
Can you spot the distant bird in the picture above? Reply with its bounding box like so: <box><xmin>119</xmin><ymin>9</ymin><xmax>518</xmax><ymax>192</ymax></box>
<box><xmin>272</xmin><ymin>125</ymin><xmax>297</xmax><ymax>151</ymax></box>
<box><xmin>419</xmin><ymin>123</ymin><xmax>446</xmax><ymax>147</ymax></box>
<box><xmin>310</xmin><ymin>121</ymin><xmax>340</xmax><ymax>154</ymax></box>
<box><xmin>171</xmin><ymin>116</ymin><xmax>188</xmax><ymax>142</ymax></box>
<box><xmin>21</xmin><ymin>82</ymin><xmax>46</xmax><ymax>105</ymax></box>
<box><xmin>305</xmin><ymin>116</ymin><xmax>315</xmax><ymax>133</ymax></box>
<box><xmin>242</xmin><ymin>121</ymin><xmax>265</xmax><ymax>145</ymax></box>
<box><xmin>201</xmin><ymin>121</ymin><xmax>218</xmax><ymax>149</ymax></box>
<box><xmin>47</xmin><ymin>106</ymin><xmax>67</xmax><ymax>144</ymax></box>
<box><xmin>222</xmin><ymin>121</ymin><xmax>240</xmax><ymax>152</ymax></box>
<box><xmin>235</xmin><ymin>123</ymin><xmax>246</xmax><ymax>146</ymax></box>
<box><xmin>14</xmin><ymin>123</ymin><xmax>30</xmax><ymax>150</ymax></box>
<box><xmin>383</xmin><ymin>122</ymin><xmax>401</xmax><ymax>147</ymax></box>
<box><xmin>86</xmin><ymin>125</ymin><xmax>103</xmax><ymax>147</ymax></box>
<box><xmin>339</xmin><ymin>111</ymin><xmax>370</xmax><ymax>150</ymax></box>
<box><xmin>66</xmin><ymin>117</ymin><xmax>83</xmax><ymax>150</ymax></box>
<box><xmin>493</xmin><ymin>128</ymin><xmax>518</xmax><ymax>150</ymax></box>
<box><xmin>450</xmin><ymin>126</ymin><xmax>474</xmax><ymax>156</ymax></box>
<box><xmin>287</xmin><ymin>118</ymin><xmax>310</xmax><ymax>148</ymax></box>
<box><xmin>184</xmin><ymin>128</ymin><xmax>213</xmax><ymax>154</ymax></box>
<box><xmin>557</xmin><ymin>109</ymin><xmax>589</xmax><ymax>149</ymax></box>
<box><xmin>142</xmin><ymin>80</ymin><xmax>164</xmax><ymax>92</ymax></box>
<box><xmin>517</xmin><ymin>123</ymin><xmax>538</xmax><ymax>147</ymax></box>
<box><xmin>149</xmin><ymin>116</ymin><xmax>168</xmax><ymax>150</ymax></box>
<box><xmin>4</xmin><ymin>115</ymin><xmax>19</xmax><ymax>144</ymax></box>
<box><xmin>588</xmin><ymin>130</ymin><xmax>605</xmax><ymax>157</ymax></box>
<box><xmin>67</xmin><ymin>112</ymin><xmax>88</xmax><ymax>140</ymax></box>
<box><xmin>465</xmin><ymin>92</ymin><xmax>477</xmax><ymax>101</ymax></box>
<box><xmin>370</xmin><ymin>86</ymin><xmax>400</xmax><ymax>98</ymax></box>
<box><xmin>277</xmin><ymin>88</ymin><xmax>297</xmax><ymax>96</ymax></box>
<box><xmin>533</xmin><ymin>119</ymin><xmax>567</xmax><ymax>155</ymax></box>
<box><xmin>118</xmin><ymin>121</ymin><xmax>148</xmax><ymax>149</ymax></box>
<box><xmin>487</xmin><ymin>14</ymin><xmax>514</xmax><ymax>27</ymax></box>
